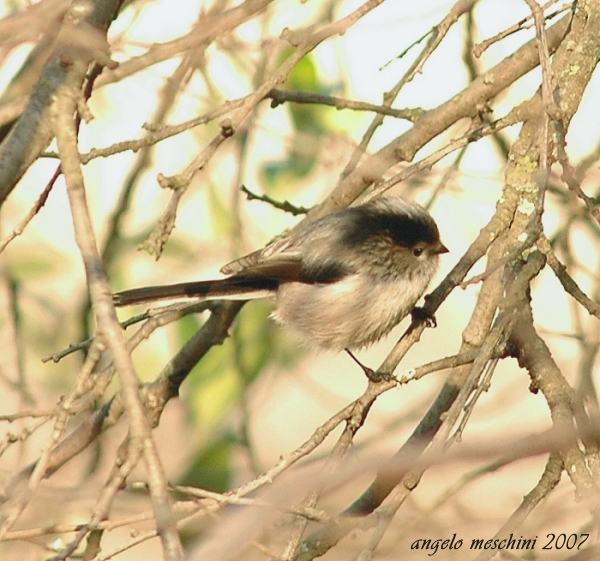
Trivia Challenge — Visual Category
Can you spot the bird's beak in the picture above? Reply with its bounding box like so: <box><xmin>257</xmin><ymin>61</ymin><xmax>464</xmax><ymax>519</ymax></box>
<box><xmin>435</xmin><ymin>242</ymin><xmax>449</xmax><ymax>255</ymax></box>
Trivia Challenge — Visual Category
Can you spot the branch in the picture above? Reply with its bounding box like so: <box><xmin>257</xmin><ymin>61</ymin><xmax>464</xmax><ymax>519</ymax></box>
<box><xmin>0</xmin><ymin>0</ymin><xmax>120</xmax><ymax>206</ymax></box>
<box><xmin>310</xmin><ymin>13</ymin><xmax>571</xmax><ymax>219</ymax></box>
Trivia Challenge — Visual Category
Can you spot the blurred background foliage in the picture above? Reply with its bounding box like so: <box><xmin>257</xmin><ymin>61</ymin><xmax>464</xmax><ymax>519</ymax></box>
<box><xmin>1</xmin><ymin>0</ymin><xmax>599</xmax><ymax>559</ymax></box>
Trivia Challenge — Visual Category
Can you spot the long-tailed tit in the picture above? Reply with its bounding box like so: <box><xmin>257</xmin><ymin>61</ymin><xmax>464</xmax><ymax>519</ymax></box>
<box><xmin>114</xmin><ymin>197</ymin><xmax>448</xmax><ymax>351</ymax></box>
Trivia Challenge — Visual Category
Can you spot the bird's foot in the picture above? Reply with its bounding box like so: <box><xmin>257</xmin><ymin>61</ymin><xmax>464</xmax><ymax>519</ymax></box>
<box><xmin>345</xmin><ymin>349</ymin><xmax>394</xmax><ymax>383</ymax></box>
<box><xmin>411</xmin><ymin>306</ymin><xmax>438</xmax><ymax>328</ymax></box>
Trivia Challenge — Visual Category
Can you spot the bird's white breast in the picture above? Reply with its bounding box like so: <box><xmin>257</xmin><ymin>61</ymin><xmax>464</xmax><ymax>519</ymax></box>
<box><xmin>272</xmin><ymin>262</ymin><xmax>435</xmax><ymax>351</ymax></box>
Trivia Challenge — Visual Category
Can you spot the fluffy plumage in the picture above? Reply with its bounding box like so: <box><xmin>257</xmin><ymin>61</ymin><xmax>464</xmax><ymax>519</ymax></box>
<box><xmin>113</xmin><ymin>197</ymin><xmax>447</xmax><ymax>350</ymax></box>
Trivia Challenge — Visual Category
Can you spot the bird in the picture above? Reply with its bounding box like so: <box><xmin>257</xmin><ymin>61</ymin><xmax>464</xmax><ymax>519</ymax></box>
<box><xmin>113</xmin><ymin>197</ymin><xmax>448</xmax><ymax>353</ymax></box>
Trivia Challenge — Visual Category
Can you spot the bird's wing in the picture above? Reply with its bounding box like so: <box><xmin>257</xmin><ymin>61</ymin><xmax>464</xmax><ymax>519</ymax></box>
<box><xmin>220</xmin><ymin>235</ymin><xmax>297</xmax><ymax>275</ymax></box>
<box><xmin>224</xmin><ymin>213</ymin><xmax>357</xmax><ymax>285</ymax></box>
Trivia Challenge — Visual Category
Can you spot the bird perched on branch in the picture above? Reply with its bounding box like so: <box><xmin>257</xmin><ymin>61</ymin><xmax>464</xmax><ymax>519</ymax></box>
<box><xmin>114</xmin><ymin>197</ymin><xmax>448</xmax><ymax>352</ymax></box>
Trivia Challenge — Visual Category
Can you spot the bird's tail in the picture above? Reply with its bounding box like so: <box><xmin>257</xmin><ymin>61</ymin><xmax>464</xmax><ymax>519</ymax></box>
<box><xmin>113</xmin><ymin>276</ymin><xmax>278</xmax><ymax>307</ymax></box>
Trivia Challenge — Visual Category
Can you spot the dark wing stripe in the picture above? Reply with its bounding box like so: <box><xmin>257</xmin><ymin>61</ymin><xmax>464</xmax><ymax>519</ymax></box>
<box><xmin>298</xmin><ymin>259</ymin><xmax>353</xmax><ymax>284</ymax></box>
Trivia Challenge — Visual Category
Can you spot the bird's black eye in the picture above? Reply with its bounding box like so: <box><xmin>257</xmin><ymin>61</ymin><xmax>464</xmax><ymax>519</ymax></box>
<box><xmin>413</xmin><ymin>247</ymin><xmax>423</xmax><ymax>257</ymax></box>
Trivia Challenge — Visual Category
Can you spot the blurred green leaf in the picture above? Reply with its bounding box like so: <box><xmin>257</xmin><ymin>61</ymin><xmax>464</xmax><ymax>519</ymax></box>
<box><xmin>261</xmin><ymin>51</ymin><xmax>332</xmax><ymax>191</ymax></box>
<box><xmin>206</xmin><ymin>184</ymin><xmax>234</xmax><ymax>239</ymax></box>
<box><xmin>230</xmin><ymin>300</ymin><xmax>278</xmax><ymax>381</ymax></box>
<box><xmin>175</xmin><ymin>312</ymin><xmax>202</xmax><ymax>345</ymax></box>
<box><xmin>10</xmin><ymin>246</ymin><xmax>68</xmax><ymax>279</ymax></box>
<box><xmin>182</xmin><ymin>301</ymin><xmax>301</xmax><ymax>434</ymax></box>
<box><xmin>181</xmin><ymin>302</ymin><xmax>272</xmax><ymax>432</ymax></box>
<box><xmin>285</xmin><ymin>51</ymin><xmax>319</xmax><ymax>92</ymax></box>
<box><xmin>177</xmin><ymin>431</ymin><xmax>235</xmax><ymax>491</ymax></box>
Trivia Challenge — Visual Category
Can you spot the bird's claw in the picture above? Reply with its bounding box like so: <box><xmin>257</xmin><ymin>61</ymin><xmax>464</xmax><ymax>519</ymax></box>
<box><xmin>345</xmin><ymin>349</ymin><xmax>395</xmax><ymax>383</ymax></box>
<box><xmin>411</xmin><ymin>306</ymin><xmax>437</xmax><ymax>328</ymax></box>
